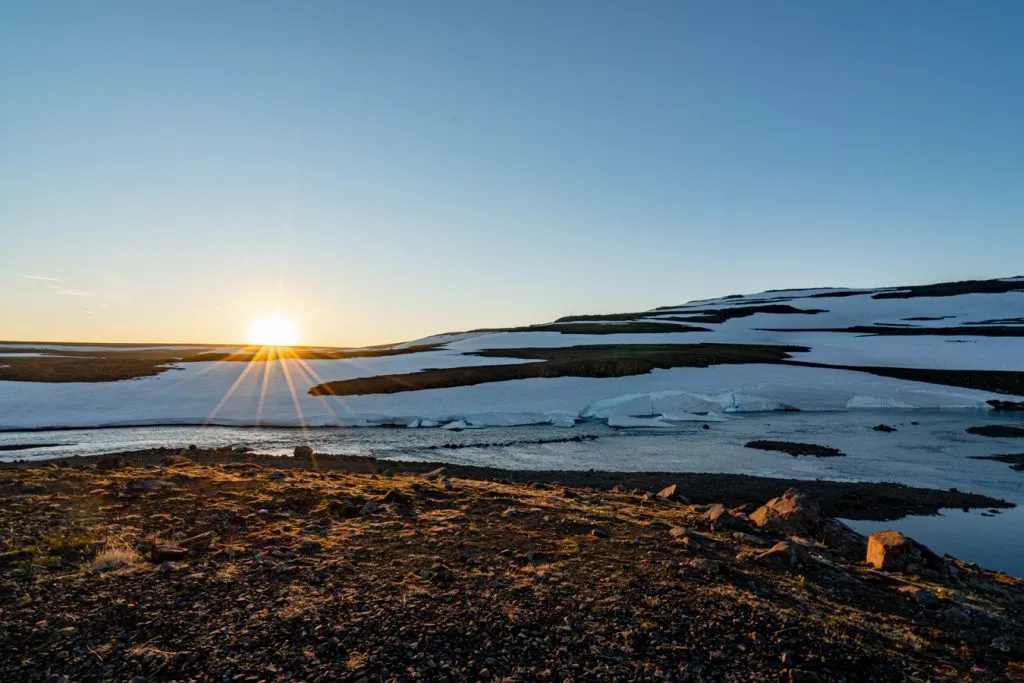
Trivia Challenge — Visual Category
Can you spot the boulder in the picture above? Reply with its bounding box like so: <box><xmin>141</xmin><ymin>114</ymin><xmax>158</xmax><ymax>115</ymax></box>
<box><xmin>656</xmin><ymin>484</ymin><xmax>689</xmax><ymax>503</ymax></box>
<box><xmin>294</xmin><ymin>445</ymin><xmax>314</xmax><ymax>460</ymax></box>
<box><xmin>872</xmin><ymin>424</ymin><xmax>897</xmax><ymax>433</ymax></box>
<box><xmin>706</xmin><ymin>503</ymin><xmax>747</xmax><ymax>530</ymax></box>
<box><xmin>866</xmin><ymin>530</ymin><xmax>914</xmax><ymax>571</ymax></box>
<box><xmin>755</xmin><ymin>541</ymin><xmax>810</xmax><ymax>568</ymax></box>
<box><xmin>749</xmin><ymin>489</ymin><xmax>820</xmax><ymax>535</ymax></box>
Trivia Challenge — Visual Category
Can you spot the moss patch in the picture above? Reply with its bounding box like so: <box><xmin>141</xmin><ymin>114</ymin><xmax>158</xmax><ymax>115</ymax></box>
<box><xmin>309</xmin><ymin>343</ymin><xmax>807</xmax><ymax>396</ymax></box>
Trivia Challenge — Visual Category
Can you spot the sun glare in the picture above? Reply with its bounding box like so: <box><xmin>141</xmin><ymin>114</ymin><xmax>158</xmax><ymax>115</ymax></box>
<box><xmin>246</xmin><ymin>315</ymin><xmax>299</xmax><ymax>346</ymax></box>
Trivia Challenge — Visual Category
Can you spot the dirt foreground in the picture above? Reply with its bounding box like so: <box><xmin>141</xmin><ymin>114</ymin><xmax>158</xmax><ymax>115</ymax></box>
<box><xmin>1</xmin><ymin>452</ymin><xmax>1022</xmax><ymax>682</ymax></box>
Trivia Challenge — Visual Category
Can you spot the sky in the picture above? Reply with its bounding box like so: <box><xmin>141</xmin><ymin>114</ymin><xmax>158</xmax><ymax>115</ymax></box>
<box><xmin>1</xmin><ymin>1</ymin><xmax>1022</xmax><ymax>347</ymax></box>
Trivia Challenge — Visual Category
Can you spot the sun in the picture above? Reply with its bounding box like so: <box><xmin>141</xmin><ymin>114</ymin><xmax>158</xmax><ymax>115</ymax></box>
<box><xmin>246</xmin><ymin>315</ymin><xmax>299</xmax><ymax>346</ymax></box>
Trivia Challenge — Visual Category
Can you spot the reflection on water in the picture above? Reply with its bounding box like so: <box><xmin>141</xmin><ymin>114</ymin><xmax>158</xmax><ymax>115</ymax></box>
<box><xmin>2</xmin><ymin>410</ymin><xmax>1023</xmax><ymax>575</ymax></box>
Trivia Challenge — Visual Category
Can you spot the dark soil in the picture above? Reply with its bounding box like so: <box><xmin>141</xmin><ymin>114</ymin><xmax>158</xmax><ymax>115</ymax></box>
<box><xmin>0</xmin><ymin>344</ymin><xmax>443</xmax><ymax>383</ymax></box>
<box><xmin>871</xmin><ymin>278</ymin><xmax>1024</xmax><ymax>299</ymax></box>
<box><xmin>968</xmin><ymin>454</ymin><xmax>1024</xmax><ymax>472</ymax></box>
<box><xmin>309</xmin><ymin>343</ymin><xmax>807</xmax><ymax>396</ymax></box>
<box><xmin>659</xmin><ymin>304</ymin><xmax>827</xmax><ymax>325</ymax></box>
<box><xmin>785</xmin><ymin>361</ymin><xmax>1024</xmax><ymax>397</ymax></box>
<box><xmin>1</xmin><ymin>454</ymin><xmax>1021</xmax><ymax>682</ymax></box>
<box><xmin>761</xmin><ymin>325</ymin><xmax>1024</xmax><ymax>337</ymax></box>
<box><xmin>745</xmin><ymin>440</ymin><xmax>846</xmax><ymax>458</ymax></box>
<box><xmin>966</xmin><ymin>425</ymin><xmax>1024</xmax><ymax>438</ymax></box>
<box><xmin>522</xmin><ymin>322</ymin><xmax>710</xmax><ymax>334</ymax></box>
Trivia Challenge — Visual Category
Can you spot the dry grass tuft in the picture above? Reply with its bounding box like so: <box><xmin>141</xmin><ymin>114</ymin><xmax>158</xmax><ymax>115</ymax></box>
<box><xmin>90</xmin><ymin>538</ymin><xmax>140</xmax><ymax>572</ymax></box>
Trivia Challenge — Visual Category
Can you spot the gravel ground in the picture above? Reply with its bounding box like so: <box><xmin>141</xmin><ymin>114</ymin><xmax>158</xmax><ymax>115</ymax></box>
<box><xmin>1</xmin><ymin>452</ymin><xmax>1022</xmax><ymax>682</ymax></box>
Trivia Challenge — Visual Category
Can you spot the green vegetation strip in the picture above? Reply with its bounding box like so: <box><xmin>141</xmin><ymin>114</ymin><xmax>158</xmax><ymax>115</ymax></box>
<box><xmin>309</xmin><ymin>343</ymin><xmax>807</xmax><ymax>396</ymax></box>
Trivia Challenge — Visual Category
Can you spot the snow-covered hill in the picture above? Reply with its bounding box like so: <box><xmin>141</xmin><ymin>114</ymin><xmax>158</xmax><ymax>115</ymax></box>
<box><xmin>1</xmin><ymin>277</ymin><xmax>1022</xmax><ymax>430</ymax></box>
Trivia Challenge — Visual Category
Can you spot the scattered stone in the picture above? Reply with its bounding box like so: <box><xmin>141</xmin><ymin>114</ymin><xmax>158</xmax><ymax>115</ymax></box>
<box><xmin>165</xmin><ymin>451</ymin><xmax>194</xmax><ymax>466</ymax></box>
<box><xmin>126</xmin><ymin>479</ymin><xmax>177</xmax><ymax>493</ymax></box>
<box><xmin>359</xmin><ymin>501</ymin><xmax>380</xmax><ymax>516</ymax></box>
<box><xmin>866</xmin><ymin>530</ymin><xmax>913</xmax><ymax>571</ymax></box>
<box><xmin>755</xmin><ymin>541</ymin><xmax>809</xmax><ymax>568</ymax></box>
<box><xmin>268</xmin><ymin>470</ymin><xmax>287</xmax><ymax>482</ymax></box>
<box><xmin>656</xmin><ymin>484</ymin><xmax>688</xmax><ymax>503</ymax></box>
<box><xmin>422</xmin><ymin>467</ymin><xmax>447</xmax><ymax>480</ymax></box>
<box><xmin>381</xmin><ymin>489</ymin><xmax>411</xmax><ymax>507</ymax></box>
<box><xmin>946</xmin><ymin>607</ymin><xmax>972</xmax><ymax>625</ymax></box>
<box><xmin>150</xmin><ymin>546</ymin><xmax>187</xmax><ymax>562</ymax></box>
<box><xmin>668</xmin><ymin>526</ymin><xmax>693</xmax><ymax>540</ymax></box>
<box><xmin>179</xmin><ymin>531</ymin><xmax>213</xmax><ymax>549</ymax></box>
<box><xmin>897</xmin><ymin>585</ymin><xmax>939</xmax><ymax>608</ymax></box>
<box><xmin>872</xmin><ymin>424</ymin><xmax>897</xmax><ymax>433</ymax></box>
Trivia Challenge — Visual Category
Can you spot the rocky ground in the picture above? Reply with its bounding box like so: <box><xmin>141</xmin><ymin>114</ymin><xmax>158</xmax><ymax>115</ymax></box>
<box><xmin>1</xmin><ymin>450</ymin><xmax>1023</xmax><ymax>682</ymax></box>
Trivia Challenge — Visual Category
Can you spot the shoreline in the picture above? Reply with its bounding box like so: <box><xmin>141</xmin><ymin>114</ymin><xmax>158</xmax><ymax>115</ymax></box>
<box><xmin>6</xmin><ymin>447</ymin><xmax>1014</xmax><ymax>521</ymax></box>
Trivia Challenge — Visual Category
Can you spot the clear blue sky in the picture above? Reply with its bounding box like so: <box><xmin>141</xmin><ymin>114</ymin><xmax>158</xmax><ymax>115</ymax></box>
<box><xmin>1</xmin><ymin>1</ymin><xmax>1021</xmax><ymax>345</ymax></box>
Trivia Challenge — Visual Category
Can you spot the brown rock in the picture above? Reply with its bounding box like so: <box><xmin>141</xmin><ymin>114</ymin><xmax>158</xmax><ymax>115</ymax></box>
<box><xmin>151</xmin><ymin>546</ymin><xmax>187</xmax><ymax>562</ymax></box>
<box><xmin>381</xmin><ymin>489</ymin><xmax>411</xmax><ymax>506</ymax></box>
<box><xmin>294</xmin><ymin>445</ymin><xmax>314</xmax><ymax>460</ymax></box>
<box><xmin>656</xmin><ymin>484</ymin><xmax>688</xmax><ymax>503</ymax></box>
<box><xmin>179</xmin><ymin>532</ymin><xmax>213</xmax><ymax>549</ymax></box>
<box><xmin>866</xmin><ymin>530</ymin><xmax>913</xmax><ymax>571</ymax></box>
<box><xmin>750</xmin><ymin>489</ymin><xmax>820</xmax><ymax>534</ymax></box>
<box><xmin>755</xmin><ymin>541</ymin><xmax>808</xmax><ymax>568</ymax></box>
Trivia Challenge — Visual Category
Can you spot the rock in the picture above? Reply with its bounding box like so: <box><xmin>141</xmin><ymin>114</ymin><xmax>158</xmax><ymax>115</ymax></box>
<box><xmin>789</xmin><ymin>670</ymin><xmax>820</xmax><ymax>683</ymax></box>
<box><xmin>966</xmin><ymin>425</ymin><xmax>1024</xmax><ymax>438</ymax></box>
<box><xmin>294</xmin><ymin>445</ymin><xmax>314</xmax><ymax>459</ymax></box>
<box><xmin>988</xmin><ymin>399</ymin><xmax>1024</xmax><ymax>412</ymax></box>
<box><xmin>268</xmin><ymin>471</ymin><xmax>287</xmax><ymax>482</ymax></box>
<box><xmin>946</xmin><ymin>607</ymin><xmax>972</xmax><ymax>625</ymax></box>
<box><xmin>422</xmin><ymin>467</ymin><xmax>447</xmax><ymax>480</ymax></box>
<box><xmin>327</xmin><ymin>499</ymin><xmax>361</xmax><ymax>518</ymax></box>
<box><xmin>165</xmin><ymin>451</ymin><xmax>194</xmax><ymax>466</ymax></box>
<box><xmin>656</xmin><ymin>484</ymin><xmax>688</xmax><ymax>503</ymax></box>
<box><xmin>150</xmin><ymin>546</ymin><xmax>187</xmax><ymax>562</ymax></box>
<box><xmin>755</xmin><ymin>541</ymin><xmax>809</xmax><ymax>568</ymax></box>
<box><xmin>668</xmin><ymin>526</ymin><xmax>692</xmax><ymax>540</ymax></box>
<box><xmin>897</xmin><ymin>585</ymin><xmax>939</xmax><ymax>608</ymax></box>
<box><xmin>359</xmin><ymin>501</ymin><xmax>380</xmax><ymax>516</ymax></box>
<box><xmin>706</xmin><ymin>503</ymin><xmax>746</xmax><ymax>530</ymax></box>
<box><xmin>381</xmin><ymin>489</ymin><xmax>411</xmax><ymax>507</ymax></box>
<box><xmin>126</xmin><ymin>479</ymin><xmax>177</xmax><ymax>493</ymax></box>
<box><xmin>866</xmin><ymin>530</ymin><xmax>915</xmax><ymax>571</ymax></box>
<box><xmin>750</xmin><ymin>489</ymin><xmax>819</xmax><ymax>535</ymax></box>
<box><xmin>872</xmin><ymin>424</ymin><xmax>897</xmax><ymax>432</ymax></box>
<box><xmin>179</xmin><ymin>531</ymin><xmax>213</xmax><ymax>549</ymax></box>
<box><xmin>299</xmin><ymin>540</ymin><xmax>322</xmax><ymax>555</ymax></box>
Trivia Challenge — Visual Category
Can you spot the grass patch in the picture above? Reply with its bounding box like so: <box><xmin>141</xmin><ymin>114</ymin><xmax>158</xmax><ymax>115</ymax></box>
<box><xmin>91</xmin><ymin>538</ymin><xmax>140</xmax><ymax>572</ymax></box>
<box><xmin>0</xmin><ymin>344</ymin><xmax>443</xmax><ymax>383</ymax></box>
<box><xmin>309</xmin><ymin>343</ymin><xmax>807</xmax><ymax>396</ymax></box>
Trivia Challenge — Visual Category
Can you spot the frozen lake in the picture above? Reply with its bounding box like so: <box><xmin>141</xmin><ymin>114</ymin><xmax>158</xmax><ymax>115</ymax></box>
<box><xmin>3</xmin><ymin>409</ymin><xmax>1023</xmax><ymax>575</ymax></box>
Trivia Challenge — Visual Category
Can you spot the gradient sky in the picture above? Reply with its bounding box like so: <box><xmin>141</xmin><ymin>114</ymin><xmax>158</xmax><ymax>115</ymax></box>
<box><xmin>2</xmin><ymin>1</ymin><xmax>1022</xmax><ymax>346</ymax></box>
